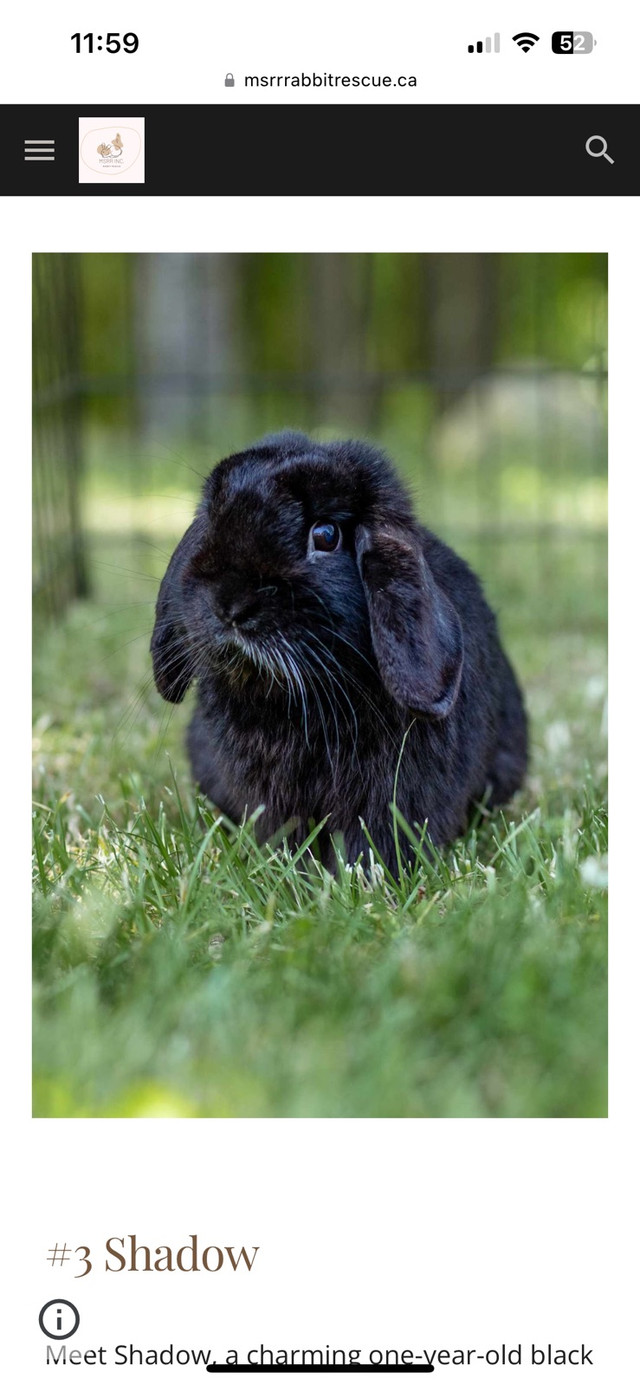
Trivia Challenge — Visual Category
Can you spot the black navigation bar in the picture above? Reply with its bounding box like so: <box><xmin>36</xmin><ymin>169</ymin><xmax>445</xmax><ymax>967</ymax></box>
<box><xmin>6</xmin><ymin>104</ymin><xmax>639</xmax><ymax>195</ymax></box>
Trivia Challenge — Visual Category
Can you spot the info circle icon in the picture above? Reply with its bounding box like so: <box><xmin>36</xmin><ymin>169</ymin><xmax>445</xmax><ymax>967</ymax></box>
<box><xmin>38</xmin><ymin>1300</ymin><xmax>80</xmax><ymax>1340</ymax></box>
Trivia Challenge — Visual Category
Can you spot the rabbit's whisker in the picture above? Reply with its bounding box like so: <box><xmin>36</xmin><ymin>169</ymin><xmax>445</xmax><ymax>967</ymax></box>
<box><xmin>298</xmin><ymin>638</ymin><xmax>364</xmax><ymax>783</ymax></box>
<box><xmin>312</xmin><ymin>618</ymin><xmax>381</xmax><ymax>681</ymax></box>
<box><xmin>305</xmin><ymin>629</ymin><xmax>398</xmax><ymax>747</ymax></box>
<box><xmin>280</xmin><ymin>640</ymin><xmax>310</xmax><ymax>750</ymax></box>
<box><xmin>112</xmin><ymin>637</ymin><xmax>205</xmax><ymax>751</ymax></box>
<box><xmin>293</xmin><ymin>642</ymin><xmax>339</xmax><ymax>781</ymax></box>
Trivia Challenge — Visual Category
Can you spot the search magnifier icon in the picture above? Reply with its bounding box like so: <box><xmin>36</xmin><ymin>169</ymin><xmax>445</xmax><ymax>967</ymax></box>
<box><xmin>586</xmin><ymin>135</ymin><xmax>614</xmax><ymax>164</ymax></box>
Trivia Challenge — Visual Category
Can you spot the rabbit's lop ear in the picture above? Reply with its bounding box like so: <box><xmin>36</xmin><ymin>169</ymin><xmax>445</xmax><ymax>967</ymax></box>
<box><xmin>151</xmin><ymin>520</ymin><xmax>201</xmax><ymax>703</ymax></box>
<box><xmin>356</xmin><ymin>524</ymin><xmax>464</xmax><ymax>719</ymax></box>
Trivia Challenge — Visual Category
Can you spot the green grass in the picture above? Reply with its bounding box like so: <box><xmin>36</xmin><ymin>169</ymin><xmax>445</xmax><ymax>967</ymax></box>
<box><xmin>32</xmin><ymin>522</ymin><xmax>608</xmax><ymax>1118</ymax></box>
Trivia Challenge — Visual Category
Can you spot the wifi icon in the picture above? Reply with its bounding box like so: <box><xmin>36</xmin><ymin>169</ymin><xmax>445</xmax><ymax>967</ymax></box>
<box><xmin>512</xmin><ymin>32</ymin><xmax>540</xmax><ymax>52</ymax></box>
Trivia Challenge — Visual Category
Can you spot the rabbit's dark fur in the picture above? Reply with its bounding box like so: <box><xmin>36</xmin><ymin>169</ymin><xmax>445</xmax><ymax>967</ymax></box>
<box><xmin>151</xmin><ymin>432</ymin><xmax>527</xmax><ymax>871</ymax></box>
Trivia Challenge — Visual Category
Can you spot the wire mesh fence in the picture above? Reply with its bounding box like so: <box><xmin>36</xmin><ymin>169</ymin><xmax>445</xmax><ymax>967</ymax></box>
<box><xmin>33</xmin><ymin>253</ymin><xmax>607</xmax><ymax>633</ymax></box>
<box><xmin>33</xmin><ymin>253</ymin><xmax>88</xmax><ymax>621</ymax></box>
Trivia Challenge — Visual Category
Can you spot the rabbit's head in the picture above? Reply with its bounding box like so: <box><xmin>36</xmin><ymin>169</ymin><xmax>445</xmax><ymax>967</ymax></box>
<box><xmin>151</xmin><ymin>432</ymin><xmax>463</xmax><ymax>721</ymax></box>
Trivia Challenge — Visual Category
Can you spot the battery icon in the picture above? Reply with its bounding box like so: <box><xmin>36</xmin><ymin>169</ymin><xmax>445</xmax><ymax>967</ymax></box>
<box><xmin>552</xmin><ymin>31</ymin><xmax>595</xmax><ymax>53</ymax></box>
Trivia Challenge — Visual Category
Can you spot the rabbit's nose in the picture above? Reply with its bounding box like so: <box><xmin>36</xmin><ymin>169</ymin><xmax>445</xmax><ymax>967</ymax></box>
<box><xmin>223</xmin><ymin>593</ymin><xmax>262</xmax><ymax>628</ymax></box>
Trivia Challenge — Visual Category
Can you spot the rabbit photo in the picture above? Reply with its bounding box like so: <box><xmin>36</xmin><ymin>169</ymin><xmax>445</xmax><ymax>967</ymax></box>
<box><xmin>152</xmin><ymin>431</ymin><xmax>528</xmax><ymax>871</ymax></box>
<box><xmin>34</xmin><ymin>253</ymin><xmax>607</xmax><ymax>1118</ymax></box>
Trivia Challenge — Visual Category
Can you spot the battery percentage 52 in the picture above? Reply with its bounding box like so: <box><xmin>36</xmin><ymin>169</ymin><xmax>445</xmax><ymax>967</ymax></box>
<box><xmin>552</xmin><ymin>31</ymin><xmax>596</xmax><ymax>53</ymax></box>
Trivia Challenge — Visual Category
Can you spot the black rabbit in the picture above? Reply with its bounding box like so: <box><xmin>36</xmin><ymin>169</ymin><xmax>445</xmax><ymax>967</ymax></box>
<box><xmin>151</xmin><ymin>432</ymin><xmax>527</xmax><ymax>872</ymax></box>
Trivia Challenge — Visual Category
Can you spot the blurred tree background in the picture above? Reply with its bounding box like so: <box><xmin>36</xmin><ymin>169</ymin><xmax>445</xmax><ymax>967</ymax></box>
<box><xmin>33</xmin><ymin>252</ymin><xmax>606</xmax><ymax>635</ymax></box>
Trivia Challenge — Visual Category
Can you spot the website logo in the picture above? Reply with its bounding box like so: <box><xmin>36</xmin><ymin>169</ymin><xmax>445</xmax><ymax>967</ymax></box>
<box><xmin>78</xmin><ymin>117</ymin><xmax>145</xmax><ymax>183</ymax></box>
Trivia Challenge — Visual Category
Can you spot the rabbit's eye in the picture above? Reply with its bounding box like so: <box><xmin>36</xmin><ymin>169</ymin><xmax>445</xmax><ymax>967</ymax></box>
<box><xmin>310</xmin><ymin>520</ymin><xmax>342</xmax><ymax>553</ymax></box>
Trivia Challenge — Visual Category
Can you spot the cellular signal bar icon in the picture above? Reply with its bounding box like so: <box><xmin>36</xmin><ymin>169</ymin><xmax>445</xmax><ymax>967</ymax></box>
<box><xmin>468</xmin><ymin>34</ymin><xmax>500</xmax><ymax>53</ymax></box>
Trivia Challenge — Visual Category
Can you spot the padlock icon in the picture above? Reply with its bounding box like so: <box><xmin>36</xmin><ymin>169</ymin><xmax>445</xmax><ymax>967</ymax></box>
<box><xmin>225</xmin><ymin>73</ymin><xmax>235</xmax><ymax>87</ymax></box>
